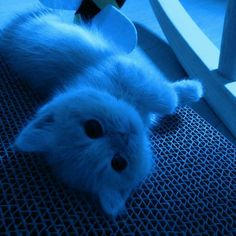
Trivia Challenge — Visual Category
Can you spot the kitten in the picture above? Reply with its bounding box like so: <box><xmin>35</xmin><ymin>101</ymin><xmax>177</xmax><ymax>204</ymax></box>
<box><xmin>0</xmin><ymin>9</ymin><xmax>203</xmax><ymax>217</ymax></box>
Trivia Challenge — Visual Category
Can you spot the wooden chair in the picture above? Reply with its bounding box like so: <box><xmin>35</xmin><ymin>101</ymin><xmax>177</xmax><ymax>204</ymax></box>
<box><xmin>150</xmin><ymin>0</ymin><xmax>236</xmax><ymax>138</ymax></box>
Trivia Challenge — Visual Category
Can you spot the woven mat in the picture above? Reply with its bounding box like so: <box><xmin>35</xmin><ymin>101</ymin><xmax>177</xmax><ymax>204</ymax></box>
<box><xmin>0</xmin><ymin>57</ymin><xmax>235</xmax><ymax>235</ymax></box>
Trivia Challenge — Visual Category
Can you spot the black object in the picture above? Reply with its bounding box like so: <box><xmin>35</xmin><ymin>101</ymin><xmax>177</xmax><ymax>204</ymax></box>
<box><xmin>75</xmin><ymin>0</ymin><xmax>126</xmax><ymax>21</ymax></box>
<box><xmin>0</xmin><ymin>57</ymin><xmax>235</xmax><ymax>234</ymax></box>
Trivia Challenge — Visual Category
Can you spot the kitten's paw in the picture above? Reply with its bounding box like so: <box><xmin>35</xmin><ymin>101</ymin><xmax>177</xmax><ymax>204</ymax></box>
<box><xmin>173</xmin><ymin>79</ymin><xmax>203</xmax><ymax>105</ymax></box>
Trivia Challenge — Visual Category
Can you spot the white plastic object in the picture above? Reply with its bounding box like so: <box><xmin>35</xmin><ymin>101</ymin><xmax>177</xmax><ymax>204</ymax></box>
<box><xmin>92</xmin><ymin>5</ymin><xmax>137</xmax><ymax>54</ymax></box>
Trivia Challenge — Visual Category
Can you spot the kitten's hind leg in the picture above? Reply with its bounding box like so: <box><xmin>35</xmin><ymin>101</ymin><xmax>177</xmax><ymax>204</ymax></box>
<box><xmin>0</xmin><ymin>9</ymin><xmax>114</xmax><ymax>96</ymax></box>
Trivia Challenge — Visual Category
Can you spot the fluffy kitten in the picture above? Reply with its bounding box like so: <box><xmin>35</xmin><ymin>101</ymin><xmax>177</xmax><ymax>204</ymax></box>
<box><xmin>0</xmin><ymin>9</ymin><xmax>203</xmax><ymax>217</ymax></box>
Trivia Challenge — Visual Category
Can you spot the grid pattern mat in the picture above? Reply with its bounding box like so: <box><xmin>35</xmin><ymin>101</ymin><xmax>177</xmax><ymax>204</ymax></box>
<box><xmin>0</xmin><ymin>57</ymin><xmax>236</xmax><ymax>235</ymax></box>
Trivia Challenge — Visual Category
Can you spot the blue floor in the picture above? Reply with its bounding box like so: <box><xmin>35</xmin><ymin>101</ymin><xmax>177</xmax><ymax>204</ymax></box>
<box><xmin>0</xmin><ymin>0</ymin><xmax>235</xmax><ymax>144</ymax></box>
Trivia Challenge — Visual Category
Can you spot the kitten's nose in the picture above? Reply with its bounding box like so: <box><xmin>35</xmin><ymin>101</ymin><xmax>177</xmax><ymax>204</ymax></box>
<box><xmin>111</xmin><ymin>153</ymin><xmax>128</xmax><ymax>172</ymax></box>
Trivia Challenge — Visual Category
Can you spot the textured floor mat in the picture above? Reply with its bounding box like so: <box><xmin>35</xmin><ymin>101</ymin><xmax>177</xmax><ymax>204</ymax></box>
<box><xmin>0</xmin><ymin>57</ymin><xmax>235</xmax><ymax>235</ymax></box>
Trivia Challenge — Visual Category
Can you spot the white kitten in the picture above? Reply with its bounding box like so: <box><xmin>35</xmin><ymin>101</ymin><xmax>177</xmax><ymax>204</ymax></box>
<box><xmin>0</xmin><ymin>9</ymin><xmax>203</xmax><ymax>217</ymax></box>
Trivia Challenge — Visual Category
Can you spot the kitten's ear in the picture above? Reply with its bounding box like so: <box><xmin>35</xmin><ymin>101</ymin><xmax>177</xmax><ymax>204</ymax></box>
<box><xmin>14</xmin><ymin>109</ymin><xmax>55</xmax><ymax>152</ymax></box>
<box><xmin>99</xmin><ymin>188</ymin><xmax>130</xmax><ymax>217</ymax></box>
<box><xmin>173</xmin><ymin>80</ymin><xmax>203</xmax><ymax>105</ymax></box>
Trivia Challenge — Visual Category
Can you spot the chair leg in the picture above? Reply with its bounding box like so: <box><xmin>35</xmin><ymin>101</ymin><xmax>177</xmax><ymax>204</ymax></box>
<box><xmin>219</xmin><ymin>0</ymin><xmax>236</xmax><ymax>81</ymax></box>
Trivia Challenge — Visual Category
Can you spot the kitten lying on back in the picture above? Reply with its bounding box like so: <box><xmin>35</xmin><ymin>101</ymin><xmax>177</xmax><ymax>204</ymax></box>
<box><xmin>0</xmin><ymin>9</ymin><xmax>203</xmax><ymax>217</ymax></box>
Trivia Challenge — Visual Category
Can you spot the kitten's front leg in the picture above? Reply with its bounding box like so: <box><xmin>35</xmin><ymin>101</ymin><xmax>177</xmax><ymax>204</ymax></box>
<box><xmin>107</xmin><ymin>57</ymin><xmax>203</xmax><ymax>123</ymax></box>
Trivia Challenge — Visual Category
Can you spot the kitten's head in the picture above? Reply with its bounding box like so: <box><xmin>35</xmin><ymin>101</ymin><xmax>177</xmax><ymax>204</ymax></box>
<box><xmin>14</xmin><ymin>87</ymin><xmax>153</xmax><ymax>217</ymax></box>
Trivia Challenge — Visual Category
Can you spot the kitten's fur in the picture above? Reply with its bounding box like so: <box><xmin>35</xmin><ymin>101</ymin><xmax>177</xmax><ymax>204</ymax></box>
<box><xmin>0</xmin><ymin>9</ymin><xmax>203</xmax><ymax>217</ymax></box>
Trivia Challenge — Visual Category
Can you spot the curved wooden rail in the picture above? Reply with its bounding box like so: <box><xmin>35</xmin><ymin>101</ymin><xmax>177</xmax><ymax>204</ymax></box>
<box><xmin>150</xmin><ymin>0</ymin><xmax>236</xmax><ymax>138</ymax></box>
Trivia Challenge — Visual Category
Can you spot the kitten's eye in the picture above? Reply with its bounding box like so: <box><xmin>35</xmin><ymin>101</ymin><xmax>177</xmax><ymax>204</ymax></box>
<box><xmin>84</xmin><ymin>119</ymin><xmax>104</xmax><ymax>139</ymax></box>
<box><xmin>111</xmin><ymin>153</ymin><xmax>128</xmax><ymax>172</ymax></box>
